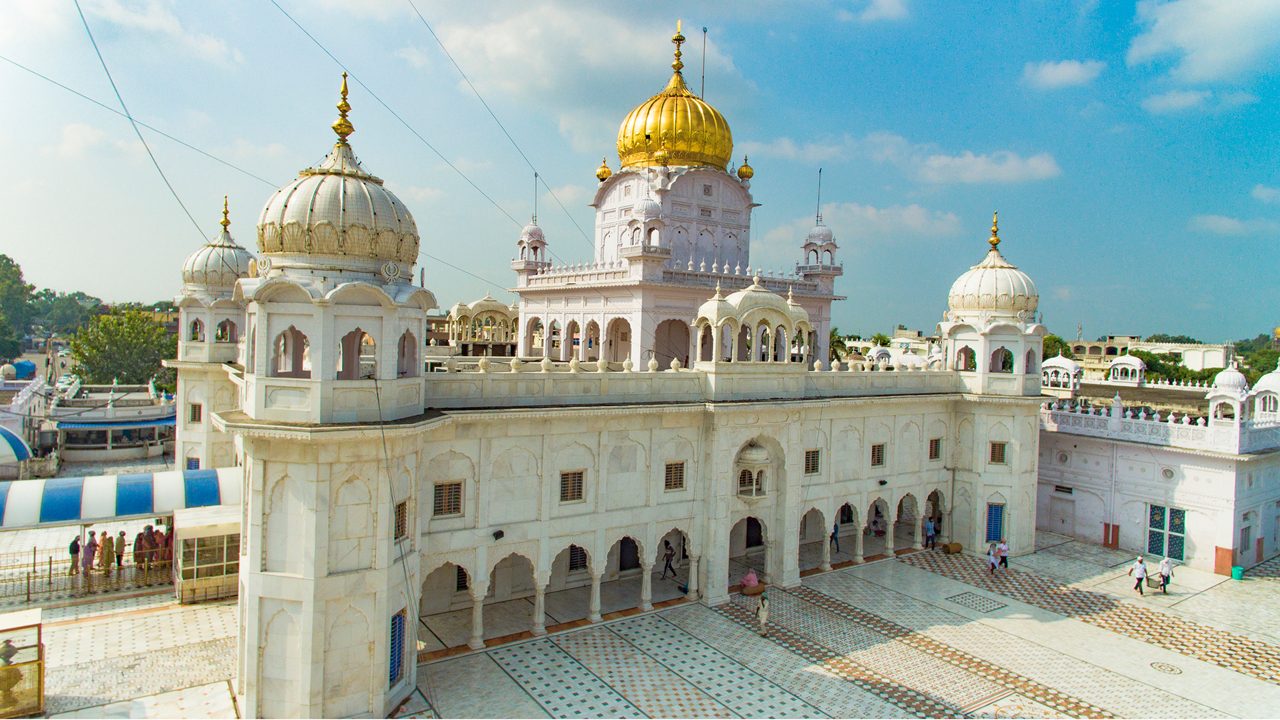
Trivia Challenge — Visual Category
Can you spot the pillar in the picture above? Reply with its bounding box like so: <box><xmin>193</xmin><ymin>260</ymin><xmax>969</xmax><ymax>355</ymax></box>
<box><xmin>884</xmin><ymin>521</ymin><xmax>896</xmax><ymax>557</ymax></box>
<box><xmin>640</xmin><ymin>561</ymin><xmax>653</xmax><ymax>612</ymax></box>
<box><xmin>685</xmin><ymin>555</ymin><xmax>700</xmax><ymax>600</ymax></box>
<box><xmin>853</xmin><ymin>527</ymin><xmax>864</xmax><ymax>564</ymax></box>
<box><xmin>532</xmin><ymin>582</ymin><xmax>547</xmax><ymax>636</ymax></box>
<box><xmin>912</xmin><ymin>515</ymin><xmax>923</xmax><ymax>551</ymax></box>
<box><xmin>821</xmin><ymin>532</ymin><xmax>832</xmax><ymax>572</ymax></box>
<box><xmin>588</xmin><ymin>571</ymin><xmax>602</xmax><ymax>623</ymax></box>
<box><xmin>467</xmin><ymin>585</ymin><xmax>486</xmax><ymax>650</ymax></box>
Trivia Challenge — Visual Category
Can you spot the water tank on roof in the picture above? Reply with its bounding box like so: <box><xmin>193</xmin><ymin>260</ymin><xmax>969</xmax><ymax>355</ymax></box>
<box><xmin>11</xmin><ymin>361</ymin><xmax>36</xmax><ymax>380</ymax></box>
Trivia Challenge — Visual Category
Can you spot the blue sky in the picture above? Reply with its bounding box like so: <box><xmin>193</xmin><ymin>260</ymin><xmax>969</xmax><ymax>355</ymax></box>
<box><xmin>2</xmin><ymin>0</ymin><xmax>1278</xmax><ymax>341</ymax></box>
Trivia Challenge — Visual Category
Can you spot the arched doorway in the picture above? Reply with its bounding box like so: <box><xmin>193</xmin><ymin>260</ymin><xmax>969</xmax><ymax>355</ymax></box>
<box><xmin>564</xmin><ymin>321</ymin><xmax>581</xmax><ymax>361</ymax></box>
<box><xmin>866</xmin><ymin>498</ymin><xmax>891</xmax><ymax>558</ymax></box>
<box><xmin>798</xmin><ymin>507</ymin><xmax>827</xmax><ymax>572</ymax></box>
<box><xmin>465</xmin><ymin>553</ymin><xmax>536</xmax><ymax>649</ymax></box>
<box><xmin>926</xmin><ymin>490</ymin><xmax>946</xmax><ymax>548</ymax></box>
<box><xmin>728</xmin><ymin>516</ymin><xmax>768</xmax><ymax>591</ymax></box>
<box><xmin>654</xmin><ymin>528</ymin><xmax>693</xmax><ymax>598</ymax></box>
<box><xmin>653</xmin><ymin>319</ymin><xmax>690</xmax><ymax>369</ymax></box>
<box><xmin>604</xmin><ymin>318</ymin><xmax>631</xmax><ymax>364</ymax></box>
<box><xmin>524</xmin><ymin>317</ymin><xmax>543</xmax><ymax>358</ymax></box>
<box><xmin>583</xmin><ymin>321</ymin><xmax>601</xmax><ymax>362</ymax></box>
<box><xmin>835</xmin><ymin>502</ymin><xmax>863</xmax><ymax>564</ymax></box>
<box><xmin>896</xmin><ymin>494</ymin><xmax>921</xmax><ymax>551</ymax></box>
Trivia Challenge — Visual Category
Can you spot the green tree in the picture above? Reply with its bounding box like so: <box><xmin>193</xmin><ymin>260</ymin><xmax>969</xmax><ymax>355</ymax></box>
<box><xmin>829</xmin><ymin>327</ymin><xmax>849</xmax><ymax>362</ymax></box>
<box><xmin>1042</xmin><ymin>334</ymin><xmax>1074</xmax><ymax>360</ymax></box>
<box><xmin>30</xmin><ymin>289</ymin><xmax>101</xmax><ymax>337</ymax></box>
<box><xmin>0</xmin><ymin>255</ymin><xmax>34</xmax><ymax>343</ymax></box>
<box><xmin>0</xmin><ymin>308</ymin><xmax>19</xmax><ymax>359</ymax></box>
<box><xmin>1144</xmin><ymin>333</ymin><xmax>1200</xmax><ymax>344</ymax></box>
<box><xmin>1127</xmin><ymin>350</ymin><xmax>1217</xmax><ymax>384</ymax></box>
<box><xmin>69</xmin><ymin>310</ymin><xmax>176</xmax><ymax>385</ymax></box>
<box><xmin>870</xmin><ymin>333</ymin><xmax>891</xmax><ymax>347</ymax></box>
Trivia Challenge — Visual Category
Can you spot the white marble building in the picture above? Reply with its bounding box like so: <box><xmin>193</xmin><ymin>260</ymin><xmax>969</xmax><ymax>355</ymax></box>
<box><xmin>174</xmin><ymin>35</ymin><xmax>1050</xmax><ymax>718</ymax></box>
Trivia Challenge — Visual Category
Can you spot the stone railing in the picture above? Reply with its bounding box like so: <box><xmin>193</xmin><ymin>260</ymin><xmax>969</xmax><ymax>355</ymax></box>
<box><xmin>1039</xmin><ymin>400</ymin><xmax>1280</xmax><ymax>454</ymax></box>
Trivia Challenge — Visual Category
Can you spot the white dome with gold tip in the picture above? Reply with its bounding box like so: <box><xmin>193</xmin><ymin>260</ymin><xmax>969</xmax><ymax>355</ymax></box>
<box><xmin>948</xmin><ymin>213</ymin><xmax>1038</xmax><ymax>316</ymax></box>
<box><xmin>256</xmin><ymin>74</ymin><xmax>419</xmax><ymax>270</ymax></box>
<box><xmin>182</xmin><ymin>197</ymin><xmax>254</xmax><ymax>291</ymax></box>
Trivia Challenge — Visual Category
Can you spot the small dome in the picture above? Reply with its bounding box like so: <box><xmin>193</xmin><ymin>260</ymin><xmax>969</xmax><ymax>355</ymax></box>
<box><xmin>785</xmin><ymin>288</ymin><xmax>810</xmax><ymax>325</ymax></box>
<box><xmin>736</xmin><ymin>156</ymin><xmax>754</xmax><ymax>181</ymax></box>
<box><xmin>696</xmin><ymin>284</ymin><xmax>734</xmax><ymax>327</ymax></box>
<box><xmin>738</xmin><ymin>442</ymin><xmax>769</xmax><ymax>466</ymax></box>
<box><xmin>520</xmin><ymin>223</ymin><xmax>545</xmax><ymax>245</ymax></box>
<box><xmin>256</xmin><ymin>76</ymin><xmax>419</xmax><ymax>269</ymax></box>
<box><xmin>635</xmin><ymin>197</ymin><xmax>662</xmax><ymax>221</ymax></box>
<box><xmin>616</xmin><ymin>26</ymin><xmax>732</xmax><ymax>170</ymax></box>
<box><xmin>1252</xmin><ymin>360</ymin><xmax>1280</xmax><ymax>395</ymax></box>
<box><xmin>1042</xmin><ymin>353</ymin><xmax>1081</xmax><ymax>373</ymax></box>
<box><xmin>1110</xmin><ymin>354</ymin><xmax>1145</xmax><ymax>370</ymax></box>
<box><xmin>948</xmin><ymin>214</ymin><xmax>1037</xmax><ymax>316</ymax></box>
<box><xmin>183</xmin><ymin>198</ymin><xmax>254</xmax><ymax>291</ymax></box>
<box><xmin>1212</xmin><ymin>364</ymin><xmax>1249</xmax><ymax>392</ymax></box>
<box><xmin>596</xmin><ymin>157</ymin><xmax>612</xmax><ymax>182</ymax></box>
<box><xmin>467</xmin><ymin>293</ymin><xmax>511</xmax><ymax>315</ymax></box>
<box><xmin>723</xmin><ymin>277</ymin><xmax>795</xmax><ymax>320</ymax></box>
<box><xmin>807</xmin><ymin>224</ymin><xmax>834</xmax><ymax>244</ymax></box>
<box><xmin>0</xmin><ymin>364</ymin><xmax>15</xmax><ymax>380</ymax></box>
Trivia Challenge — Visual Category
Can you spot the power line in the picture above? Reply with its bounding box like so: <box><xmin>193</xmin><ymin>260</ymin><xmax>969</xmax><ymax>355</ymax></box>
<box><xmin>0</xmin><ymin>54</ymin><xmax>277</xmax><ymax>189</ymax></box>
<box><xmin>268</xmin><ymin>0</ymin><xmax>524</xmax><ymax>230</ymax></box>
<box><xmin>404</xmin><ymin>0</ymin><xmax>594</xmax><ymax>250</ymax></box>
<box><xmin>72</xmin><ymin>0</ymin><xmax>208</xmax><ymax>245</ymax></box>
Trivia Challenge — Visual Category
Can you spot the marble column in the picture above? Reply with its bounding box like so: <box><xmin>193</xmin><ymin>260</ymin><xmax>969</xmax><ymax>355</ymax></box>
<box><xmin>467</xmin><ymin>587</ymin><xmax>486</xmax><ymax>650</ymax></box>
<box><xmin>588</xmin><ymin>572</ymin><xmax>603</xmax><ymax>623</ymax></box>
<box><xmin>820</xmin><ymin>532</ymin><xmax>832</xmax><ymax>572</ymax></box>
<box><xmin>884</xmin><ymin>522</ymin><xmax>896</xmax><ymax>557</ymax></box>
<box><xmin>532</xmin><ymin>583</ymin><xmax>547</xmax><ymax>636</ymax></box>
<box><xmin>853</xmin><ymin>527</ymin><xmax>864</xmax><ymax>564</ymax></box>
<box><xmin>912</xmin><ymin>516</ymin><xmax>923</xmax><ymax>550</ymax></box>
<box><xmin>640</xmin><ymin>562</ymin><xmax>654</xmax><ymax>611</ymax></box>
<box><xmin>686</xmin><ymin>556</ymin><xmax>700</xmax><ymax>600</ymax></box>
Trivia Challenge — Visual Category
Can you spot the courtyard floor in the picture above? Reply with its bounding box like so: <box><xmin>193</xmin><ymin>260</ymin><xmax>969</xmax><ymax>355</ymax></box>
<box><xmin>28</xmin><ymin>532</ymin><xmax>1280</xmax><ymax>718</ymax></box>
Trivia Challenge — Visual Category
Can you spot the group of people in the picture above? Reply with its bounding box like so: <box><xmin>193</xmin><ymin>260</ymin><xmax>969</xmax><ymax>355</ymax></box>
<box><xmin>67</xmin><ymin>524</ymin><xmax>172</xmax><ymax>580</ymax></box>
<box><xmin>986</xmin><ymin>539</ymin><xmax>1010</xmax><ymax>574</ymax></box>
<box><xmin>1128</xmin><ymin>555</ymin><xmax>1174</xmax><ymax>595</ymax></box>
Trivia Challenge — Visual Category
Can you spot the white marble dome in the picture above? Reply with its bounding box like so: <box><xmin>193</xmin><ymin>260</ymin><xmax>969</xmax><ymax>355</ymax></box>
<box><xmin>1252</xmin><ymin>360</ymin><xmax>1280</xmax><ymax>395</ymax></box>
<box><xmin>1212</xmin><ymin>364</ymin><xmax>1249</xmax><ymax>392</ymax></box>
<box><xmin>948</xmin><ymin>247</ymin><xmax>1038</xmax><ymax>316</ymax></box>
<box><xmin>806</xmin><ymin>224</ymin><xmax>834</xmax><ymax>244</ymax></box>
<box><xmin>257</xmin><ymin>142</ymin><xmax>418</xmax><ymax>268</ymax></box>
<box><xmin>723</xmin><ymin>277</ymin><xmax>796</xmax><ymax>319</ymax></box>
<box><xmin>635</xmin><ymin>197</ymin><xmax>662</xmax><ymax>221</ymax></box>
<box><xmin>1042</xmin><ymin>353</ymin><xmax>1081</xmax><ymax>373</ymax></box>
<box><xmin>520</xmin><ymin>222</ymin><xmax>546</xmax><ymax>244</ymax></box>
<box><xmin>183</xmin><ymin>215</ymin><xmax>254</xmax><ymax>291</ymax></box>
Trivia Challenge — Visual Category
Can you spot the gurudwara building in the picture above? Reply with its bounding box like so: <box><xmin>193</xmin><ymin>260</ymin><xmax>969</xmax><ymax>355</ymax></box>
<box><xmin>174</xmin><ymin>29</ymin><xmax>1049</xmax><ymax>718</ymax></box>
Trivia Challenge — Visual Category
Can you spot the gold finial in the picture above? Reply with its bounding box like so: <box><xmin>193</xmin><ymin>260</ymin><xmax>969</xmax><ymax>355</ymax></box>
<box><xmin>737</xmin><ymin>155</ymin><xmax>754</xmax><ymax>181</ymax></box>
<box><xmin>988</xmin><ymin>211</ymin><xmax>1000</xmax><ymax>249</ymax></box>
<box><xmin>220</xmin><ymin>195</ymin><xmax>230</xmax><ymax>231</ymax></box>
<box><xmin>672</xmin><ymin>20</ymin><xmax>686</xmax><ymax>74</ymax></box>
<box><xmin>332</xmin><ymin>72</ymin><xmax>354</xmax><ymax>143</ymax></box>
<box><xmin>596</xmin><ymin>157</ymin><xmax>612</xmax><ymax>182</ymax></box>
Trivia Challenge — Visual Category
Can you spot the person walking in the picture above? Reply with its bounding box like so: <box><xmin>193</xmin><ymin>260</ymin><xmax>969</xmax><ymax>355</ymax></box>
<box><xmin>661</xmin><ymin>540</ymin><xmax>676</xmax><ymax>579</ymax></box>
<box><xmin>755</xmin><ymin>592</ymin><xmax>770</xmax><ymax>637</ymax></box>
<box><xmin>68</xmin><ymin>535</ymin><xmax>80</xmax><ymax>575</ymax></box>
<box><xmin>81</xmin><ymin>531</ymin><xmax>98</xmax><ymax>580</ymax></box>
<box><xmin>115</xmin><ymin>531</ymin><xmax>126</xmax><ymax>570</ymax></box>
<box><xmin>987</xmin><ymin>544</ymin><xmax>999</xmax><ymax>575</ymax></box>
<box><xmin>998</xmin><ymin>539</ymin><xmax>1010</xmax><ymax>570</ymax></box>
<box><xmin>99</xmin><ymin>532</ymin><xmax>114</xmax><ymax>577</ymax></box>
<box><xmin>830</xmin><ymin>522</ymin><xmax>840</xmax><ymax>553</ymax></box>
<box><xmin>1128</xmin><ymin>556</ymin><xmax>1148</xmax><ymax>595</ymax></box>
<box><xmin>1159</xmin><ymin>556</ymin><xmax>1174</xmax><ymax>594</ymax></box>
<box><xmin>924</xmin><ymin>518</ymin><xmax>937</xmax><ymax>550</ymax></box>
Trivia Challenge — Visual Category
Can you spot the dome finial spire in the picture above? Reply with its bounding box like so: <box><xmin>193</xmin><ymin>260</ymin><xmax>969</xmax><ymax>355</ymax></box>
<box><xmin>672</xmin><ymin>20</ymin><xmax>686</xmax><ymax>74</ymax></box>
<box><xmin>332</xmin><ymin>72</ymin><xmax>354</xmax><ymax>144</ymax></box>
<box><xmin>220</xmin><ymin>195</ymin><xmax>230</xmax><ymax>231</ymax></box>
<box><xmin>988</xmin><ymin>211</ymin><xmax>1000</xmax><ymax>249</ymax></box>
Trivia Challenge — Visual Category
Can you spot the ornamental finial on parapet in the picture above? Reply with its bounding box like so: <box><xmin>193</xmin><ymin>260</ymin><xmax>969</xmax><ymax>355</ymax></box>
<box><xmin>672</xmin><ymin>20</ymin><xmax>686</xmax><ymax>74</ymax></box>
<box><xmin>989</xmin><ymin>211</ymin><xmax>1000</xmax><ymax>249</ymax></box>
<box><xmin>332</xmin><ymin>72</ymin><xmax>354</xmax><ymax>143</ymax></box>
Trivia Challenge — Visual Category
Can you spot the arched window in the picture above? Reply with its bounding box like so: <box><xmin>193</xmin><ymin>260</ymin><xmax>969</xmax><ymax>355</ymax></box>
<box><xmin>737</xmin><ymin>468</ymin><xmax>764</xmax><ymax>496</ymax></box>
<box><xmin>990</xmin><ymin>347</ymin><xmax>1013</xmax><ymax>373</ymax></box>
<box><xmin>337</xmin><ymin>328</ymin><xmax>377</xmax><ymax>380</ymax></box>
<box><xmin>956</xmin><ymin>346</ymin><xmax>976</xmax><ymax>371</ymax></box>
<box><xmin>1259</xmin><ymin>395</ymin><xmax>1279</xmax><ymax>414</ymax></box>
<box><xmin>757</xmin><ymin>325</ymin><xmax>771</xmax><ymax>362</ymax></box>
<box><xmin>215</xmin><ymin>319</ymin><xmax>237</xmax><ymax>343</ymax></box>
<box><xmin>648</xmin><ymin>227</ymin><xmax>660</xmax><ymax>246</ymax></box>
<box><xmin>1214</xmin><ymin>402</ymin><xmax>1236</xmax><ymax>420</ymax></box>
<box><xmin>272</xmin><ymin>326</ymin><xmax>311</xmax><ymax>378</ymax></box>
<box><xmin>189</xmin><ymin>319</ymin><xmax>205</xmax><ymax>342</ymax></box>
<box><xmin>397</xmin><ymin>330</ymin><xmax>418</xmax><ymax>378</ymax></box>
<box><xmin>1024</xmin><ymin>349</ymin><xmax>1036</xmax><ymax>374</ymax></box>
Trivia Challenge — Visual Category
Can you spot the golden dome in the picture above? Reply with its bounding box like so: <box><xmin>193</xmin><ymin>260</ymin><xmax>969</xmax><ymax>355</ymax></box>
<box><xmin>616</xmin><ymin>22</ymin><xmax>733</xmax><ymax>170</ymax></box>
<box><xmin>596</xmin><ymin>157</ymin><xmax>612</xmax><ymax>182</ymax></box>
<box><xmin>737</xmin><ymin>156</ymin><xmax>753</xmax><ymax>180</ymax></box>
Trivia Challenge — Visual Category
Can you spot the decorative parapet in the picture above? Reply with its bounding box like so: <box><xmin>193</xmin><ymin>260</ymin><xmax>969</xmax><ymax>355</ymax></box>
<box><xmin>1039</xmin><ymin>400</ymin><xmax>1280</xmax><ymax>455</ymax></box>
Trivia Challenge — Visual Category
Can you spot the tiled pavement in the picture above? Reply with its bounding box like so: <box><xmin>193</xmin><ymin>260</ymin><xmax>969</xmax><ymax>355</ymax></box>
<box><xmin>900</xmin><ymin>551</ymin><xmax>1280</xmax><ymax>685</ymax></box>
<box><xmin>1247</xmin><ymin>554</ymin><xmax>1280</xmax><ymax>579</ymax></box>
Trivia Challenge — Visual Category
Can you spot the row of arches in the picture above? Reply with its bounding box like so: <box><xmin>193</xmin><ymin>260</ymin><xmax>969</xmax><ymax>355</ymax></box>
<box><xmin>694</xmin><ymin>321</ymin><xmax>815</xmax><ymax>364</ymax></box>
<box><xmin>955</xmin><ymin>346</ymin><xmax>1037</xmax><ymax>374</ymax></box>
<box><xmin>188</xmin><ymin>318</ymin><xmax>239</xmax><ymax>343</ymax></box>
<box><xmin>268</xmin><ymin>326</ymin><xmax>418</xmax><ymax>380</ymax></box>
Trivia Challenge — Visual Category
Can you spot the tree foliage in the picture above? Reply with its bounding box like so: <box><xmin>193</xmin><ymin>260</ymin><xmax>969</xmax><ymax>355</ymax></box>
<box><xmin>870</xmin><ymin>333</ymin><xmax>891</xmax><ymax>347</ymax></box>
<box><xmin>1042</xmin><ymin>334</ymin><xmax>1074</xmax><ymax>360</ymax></box>
<box><xmin>0</xmin><ymin>308</ymin><xmax>19</xmax><ymax>359</ymax></box>
<box><xmin>29</xmin><ymin>289</ymin><xmax>102</xmax><ymax>337</ymax></box>
<box><xmin>0</xmin><ymin>255</ymin><xmax>33</xmax><ymax>344</ymax></box>
<box><xmin>1144</xmin><ymin>333</ymin><xmax>1200</xmax><ymax>344</ymax></box>
<box><xmin>829</xmin><ymin>327</ymin><xmax>849</xmax><ymax>362</ymax></box>
<box><xmin>69</xmin><ymin>310</ymin><xmax>176</xmax><ymax>385</ymax></box>
<box><xmin>1127</xmin><ymin>350</ymin><xmax>1217</xmax><ymax>384</ymax></box>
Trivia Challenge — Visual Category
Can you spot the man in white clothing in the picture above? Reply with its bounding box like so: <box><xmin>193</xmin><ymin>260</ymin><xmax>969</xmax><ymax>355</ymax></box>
<box><xmin>1158</xmin><ymin>556</ymin><xmax>1174</xmax><ymax>594</ymax></box>
<box><xmin>1128</xmin><ymin>556</ymin><xmax>1148</xmax><ymax>595</ymax></box>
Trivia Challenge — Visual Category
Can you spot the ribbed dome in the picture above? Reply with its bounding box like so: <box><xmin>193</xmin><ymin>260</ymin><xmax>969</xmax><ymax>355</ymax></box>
<box><xmin>635</xmin><ymin>197</ymin><xmax>662</xmax><ymax>220</ymax></box>
<box><xmin>520</xmin><ymin>223</ymin><xmax>545</xmax><ymax>244</ymax></box>
<box><xmin>738</xmin><ymin>442</ymin><xmax>770</xmax><ymax>465</ymax></box>
<box><xmin>183</xmin><ymin>200</ymin><xmax>254</xmax><ymax>291</ymax></box>
<box><xmin>948</xmin><ymin>214</ymin><xmax>1038</xmax><ymax>316</ymax></box>
<box><xmin>467</xmin><ymin>293</ymin><xmax>511</xmax><ymax>314</ymax></box>
<box><xmin>724</xmin><ymin>277</ymin><xmax>795</xmax><ymax>318</ymax></box>
<box><xmin>807</xmin><ymin>224</ymin><xmax>834</xmax><ymax>244</ymax></box>
<box><xmin>696</xmin><ymin>284</ymin><xmax>734</xmax><ymax>326</ymax></box>
<box><xmin>256</xmin><ymin>77</ymin><xmax>418</xmax><ymax>270</ymax></box>
<box><xmin>1042</xmin><ymin>353</ymin><xmax>1081</xmax><ymax>373</ymax></box>
<box><xmin>1253</xmin><ymin>360</ymin><xmax>1280</xmax><ymax>395</ymax></box>
<box><xmin>1212</xmin><ymin>364</ymin><xmax>1249</xmax><ymax>392</ymax></box>
<box><xmin>616</xmin><ymin>27</ymin><xmax>732</xmax><ymax>170</ymax></box>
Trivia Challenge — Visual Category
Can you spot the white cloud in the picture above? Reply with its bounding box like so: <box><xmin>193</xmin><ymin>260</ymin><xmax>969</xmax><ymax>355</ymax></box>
<box><xmin>48</xmin><ymin>123</ymin><xmax>106</xmax><ymax>158</ymax></box>
<box><xmin>396</xmin><ymin>46</ymin><xmax>433</xmax><ymax>71</ymax></box>
<box><xmin>1140</xmin><ymin>89</ymin><xmax>1258</xmax><ymax>114</ymax></box>
<box><xmin>1022</xmin><ymin>60</ymin><xmax>1105</xmax><ymax>89</ymax></box>
<box><xmin>843</xmin><ymin>0</ymin><xmax>909</xmax><ymax>23</ymax></box>
<box><xmin>544</xmin><ymin>183</ymin><xmax>591</xmax><ymax>208</ymax></box>
<box><xmin>387</xmin><ymin>184</ymin><xmax>443</xmax><ymax>204</ymax></box>
<box><xmin>917</xmin><ymin>151</ymin><xmax>1061</xmax><ymax>184</ymax></box>
<box><xmin>86</xmin><ymin>0</ymin><xmax>243</xmax><ymax>65</ymax></box>
<box><xmin>1252</xmin><ymin>184</ymin><xmax>1280</xmax><ymax>204</ymax></box>
<box><xmin>1140</xmin><ymin>89</ymin><xmax>1209</xmax><ymax>113</ymax></box>
<box><xmin>1128</xmin><ymin>0</ymin><xmax>1280</xmax><ymax>82</ymax></box>
<box><xmin>1052</xmin><ymin>287</ymin><xmax>1074</xmax><ymax>301</ymax></box>
<box><xmin>763</xmin><ymin>202</ymin><xmax>960</xmax><ymax>248</ymax></box>
<box><xmin>1189</xmin><ymin>214</ymin><xmax>1280</xmax><ymax>236</ymax></box>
